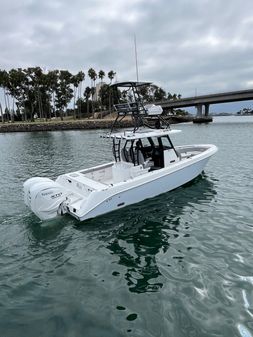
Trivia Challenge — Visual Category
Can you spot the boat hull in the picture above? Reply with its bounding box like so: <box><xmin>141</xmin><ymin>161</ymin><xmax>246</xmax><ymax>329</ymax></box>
<box><xmin>74</xmin><ymin>154</ymin><xmax>211</xmax><ymax>221</ymax></box>
<box><xmin>23</xmin><ymin>143</ymin><xmax>217</xmax><ymax>222</ymax></box>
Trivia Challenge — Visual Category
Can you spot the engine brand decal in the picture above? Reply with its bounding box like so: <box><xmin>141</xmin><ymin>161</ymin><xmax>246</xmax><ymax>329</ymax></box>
<box><xmin>41</xmin><ymin>191</ymin><xmax>54</xmax><ymax>196</ymax></box>
<box><xmin>51</xmin><ymin>192</ymin><xmax>63</xmax><ymax>199</ymax></box>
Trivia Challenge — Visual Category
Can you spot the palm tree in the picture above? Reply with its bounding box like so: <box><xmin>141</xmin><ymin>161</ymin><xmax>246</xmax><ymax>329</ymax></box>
<box><xmin>88</xmin><ymin>68</ymin><xmax>97</xmax><ymax>116</ymax></box>
<box><xmin>72</xmin><ymin>73</ymin><xmax>79</xmax><ymax>119</ymax></box>
<box><xmin>108</xmin><ymin>70</ymin><xmax>116</xmax><ymax>84</ymax></box>
<box><xmin>88</xmin><ymin>68</ymin><xmax>97</xmax><ymax>87</ymax></box>
<box><xmin>167</xmin><ymin>92</ymin><xmax>173</xmax><ymax>100</ymax></box>
<box><xmin>84</xmin><ymin>86</ymin><xmax>92</xmax><ymax>117</ymax></box>
<box><xmin>98</xmin><ymin>70</ymin><xmax>105</xmax><ymax>111</ymax></box>
<box><xmin>90</xmin><ymin>87</ymin><xmax>96</xmax><ymax>117</ymax></box>
<box><xmin>76</xmin><ymin>71</ymin><xmax>85</xmax><ymax>119</ymax></box>
<box><xmin>107</xmin><ymin>70</ymin><xmax>116</xmax><ymax>113</ymax></box>
<box><xmin>154</xmin><ymin>86</ymin><xmax>166</xmax><ymax>101</ymax></box>
<box><xmin>98</xmin><ymin>70</ymin><xmax>105</xmax><ymax>84</ymax></box>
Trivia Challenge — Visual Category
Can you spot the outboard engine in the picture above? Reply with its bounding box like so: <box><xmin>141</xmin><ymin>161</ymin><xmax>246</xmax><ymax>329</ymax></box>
<box><xmin>23</xmin><ymin>177</ymin><xmax>70</xmax><ymax>221</ymax></box>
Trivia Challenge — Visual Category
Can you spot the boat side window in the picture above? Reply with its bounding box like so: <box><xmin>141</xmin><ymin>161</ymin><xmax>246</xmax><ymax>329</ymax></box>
<box><xmin>141</xmin><ymin>137</ymin><xmax>153</xmax><ymax>159</ymax></box>
<box><xmin>150</xmin><ymin>137</ymin><xmax>165</xmax><ymax>150</ymax></box>
<box><xmin>121</xmin><ymin>140</ymin><xmax>142</xmax><ymax>165</ymax></box>
<box><xmin>121</xmin><ymin>140</ymin><xmax>131</xmax><ymax>162</ymax></box>
<box><xmin>161</xmin><ymin>136</ymin><xmax>173</xmax><ymax>150</ymax></box>
<box><xmin>149</xmin><ymin>137</ymin><xmax>159</xmax><ymax>148</ymax></box>
<box><xmin>158</xmin><ymin>137</ymin><xmax>163</xmax><ymax>149</ymax></box>
<box><xmin>147</xmin><ymin>137</ymin><xmax>165</xmax><ymax>168</ymax></box>
<box><xmin>128</xmin><ymin>140</ymin><xmax>135</xmax><ymax>164</ymax></box>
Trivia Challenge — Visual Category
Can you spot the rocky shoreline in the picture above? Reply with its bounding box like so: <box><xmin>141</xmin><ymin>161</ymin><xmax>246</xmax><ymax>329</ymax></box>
<box><xmin>0</xmin><ymin>119</ymin><xmax>133</xmax><ymax>133</ymax></box>
<box><xmin>0</xmin><ymin>115</ymin><xmax>196</xmax><ymax>133</ymax></box>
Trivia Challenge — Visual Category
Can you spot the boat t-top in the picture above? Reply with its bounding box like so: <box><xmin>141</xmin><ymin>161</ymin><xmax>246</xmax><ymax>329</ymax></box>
<box><xmin>23</xmin><ymin>81</ymin><xmax>218</xmax><ymax>222</ymax></box>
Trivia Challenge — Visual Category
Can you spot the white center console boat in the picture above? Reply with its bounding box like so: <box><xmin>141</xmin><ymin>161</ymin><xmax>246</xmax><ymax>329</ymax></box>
<box><xmin>23</xmin><ymin>81</ymin><xmax>217</xmax><ymax>222</ymax></box>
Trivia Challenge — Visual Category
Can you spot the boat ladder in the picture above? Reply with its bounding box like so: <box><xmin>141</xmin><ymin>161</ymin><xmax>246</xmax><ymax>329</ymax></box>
<box><xmin>112</xmin><ymin>138</ymin><xmax>121</xmax><ymax>162</ymax></box>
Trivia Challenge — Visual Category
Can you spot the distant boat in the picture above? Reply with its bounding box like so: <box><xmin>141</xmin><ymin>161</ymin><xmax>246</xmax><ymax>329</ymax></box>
<box><xmin>23</xmin><ymin>81</ymin><xmax>217</xmax><ymax>222</ymax></box>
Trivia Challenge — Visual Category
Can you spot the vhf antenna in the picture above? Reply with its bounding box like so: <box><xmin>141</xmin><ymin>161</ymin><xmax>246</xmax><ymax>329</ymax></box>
<box><xmin>134</xmin><ymin>34</ymin><xmax>139</xmax><ymax>82</ymax></box>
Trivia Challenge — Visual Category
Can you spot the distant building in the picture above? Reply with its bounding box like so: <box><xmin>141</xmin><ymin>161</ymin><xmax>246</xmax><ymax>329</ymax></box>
<box><xmin>94</xmin><ymin>82</ymin><xmax>105</xmax><ymax>101</ymax></box>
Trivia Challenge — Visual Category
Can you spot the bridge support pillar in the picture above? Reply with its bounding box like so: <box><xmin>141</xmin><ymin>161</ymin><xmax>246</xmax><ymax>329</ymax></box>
<box><xmin>196</xmin><ymin>104</ymin><xmax>203</xmax><ymax>116</ymax></box>
<box><xmin>204</xmin><ymin>104</ymin><xmax>209</xmax><ymax>116</ymax></box>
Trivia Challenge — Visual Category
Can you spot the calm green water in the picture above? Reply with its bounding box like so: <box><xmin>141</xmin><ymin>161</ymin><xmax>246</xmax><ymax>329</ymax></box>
<box><xmin>0</xmin><ymin>116</ymin><xmax>253</xmax><ymax>337</ymax></box>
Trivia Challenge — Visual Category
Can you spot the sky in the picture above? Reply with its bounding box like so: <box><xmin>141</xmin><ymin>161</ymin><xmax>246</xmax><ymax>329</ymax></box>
<box><xmin>1</xmin><ymin>0</ymin><xmax>253</xmax><ymax>112</ymax></box>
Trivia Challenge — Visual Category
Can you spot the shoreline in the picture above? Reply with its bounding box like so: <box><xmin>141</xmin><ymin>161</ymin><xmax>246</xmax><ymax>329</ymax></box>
<box><xmin>0</xmin><ymin>118</ymin><xmax>133</xmax><ymax>133</ymax></box>
<box><xmin>0</xmin><ymin>115</ymin><xmax>194</xmax><ymax>133</ymax></box>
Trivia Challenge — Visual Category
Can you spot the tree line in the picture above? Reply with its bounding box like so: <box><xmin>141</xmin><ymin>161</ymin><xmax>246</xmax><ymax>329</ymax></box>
<box><xmin>0</xmin><ymin>67</ymin><xmax>183</xmax><ymax>123</ymax></box>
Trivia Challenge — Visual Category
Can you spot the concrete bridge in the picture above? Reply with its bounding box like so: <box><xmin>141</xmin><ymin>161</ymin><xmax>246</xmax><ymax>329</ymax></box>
<box><xmin>157</xmin><ymin>89</ymin><xmax>253</xmax><ymax>116</ymax></box>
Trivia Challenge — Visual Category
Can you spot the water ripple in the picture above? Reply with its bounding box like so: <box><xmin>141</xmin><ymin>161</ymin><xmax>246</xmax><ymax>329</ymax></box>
<box><xmin>0</xmin><ymin>120</ymin><xmax>253</xmax><ymax>336</ymax></box>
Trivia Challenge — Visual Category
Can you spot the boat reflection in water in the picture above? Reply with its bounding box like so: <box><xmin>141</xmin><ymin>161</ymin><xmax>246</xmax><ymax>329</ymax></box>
<box><xmin>80</xmin><ymin>174</ymin><xmax>217</xmax><ymax>294</ymax></box>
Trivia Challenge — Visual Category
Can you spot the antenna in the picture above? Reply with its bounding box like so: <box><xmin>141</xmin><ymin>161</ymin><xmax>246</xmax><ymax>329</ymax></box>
<box><xmin>134</xmin><ymin>34</ymin><xmax>139</xmax><ymax>82</ymax></box>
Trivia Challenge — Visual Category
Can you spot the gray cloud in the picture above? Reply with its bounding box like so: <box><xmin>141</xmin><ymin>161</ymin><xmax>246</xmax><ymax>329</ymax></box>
<box><xmin>1</xmin><ymin>0</ymin><xmax>253</xmax><ymax>111</ymax></box>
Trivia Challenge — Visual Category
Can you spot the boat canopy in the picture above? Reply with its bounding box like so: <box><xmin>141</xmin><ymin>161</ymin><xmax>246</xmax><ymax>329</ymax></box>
<box><xmin>108</xmin><ymin>128</ymin><xmax>181</xmax><ymax>140</ymax></box>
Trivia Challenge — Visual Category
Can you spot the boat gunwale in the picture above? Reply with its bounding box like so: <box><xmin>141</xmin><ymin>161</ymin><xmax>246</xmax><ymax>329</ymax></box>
<box><xmin>67</xmin><ymin>144</ymin><xmax>217</xmax><ymax>188</ymax></box>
